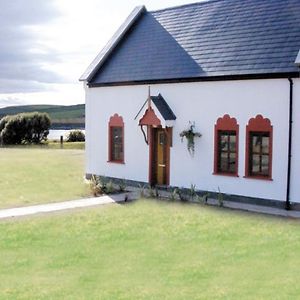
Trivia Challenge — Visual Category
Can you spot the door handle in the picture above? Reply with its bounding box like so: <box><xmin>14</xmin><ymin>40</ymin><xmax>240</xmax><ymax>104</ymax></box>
<box><xmin>158</xmin><ymin>164</ymin><xmax>166</xmax><ymax>167</ymax></box>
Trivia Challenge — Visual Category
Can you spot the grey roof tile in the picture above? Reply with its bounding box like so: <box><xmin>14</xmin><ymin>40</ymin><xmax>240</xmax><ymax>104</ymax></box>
<box><xmin>90</xmin><ymin>0</ymin><xmax>300</xmax><ymax>84</ymax></box>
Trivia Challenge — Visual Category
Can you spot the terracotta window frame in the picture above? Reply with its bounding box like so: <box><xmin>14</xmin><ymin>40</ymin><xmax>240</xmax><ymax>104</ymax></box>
<box><xmin>214</xmin><ymin>114</ymin><xmax>239</xmax><ymax>177</ymax></box>
<box><xmin>108</xmin><ymin>114</ymin><xmax>124</xmax><ymax>164</ymax></box>
<box><xmin>245</xmin><ymin>115</ymin><xmax>273</xmax><ymax>180</ymax></box>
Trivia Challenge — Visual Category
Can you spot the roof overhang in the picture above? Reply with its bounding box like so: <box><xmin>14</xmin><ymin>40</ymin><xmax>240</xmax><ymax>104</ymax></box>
<box><xmin>295</xmin><ymin>50</ymin><xmax>300</xmax><ymax>67</ymax></box>
<box><xmin>79</xmin><ymin>5</ymin><xmax>146</xmax><ymax>82</ymax></box>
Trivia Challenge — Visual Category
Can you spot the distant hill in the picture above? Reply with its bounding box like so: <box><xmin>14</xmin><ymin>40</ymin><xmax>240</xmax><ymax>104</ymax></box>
<box><xmin>0</xmin><ymin>104</ymin><xmax>85</xmax><ymax>129</ymax></box>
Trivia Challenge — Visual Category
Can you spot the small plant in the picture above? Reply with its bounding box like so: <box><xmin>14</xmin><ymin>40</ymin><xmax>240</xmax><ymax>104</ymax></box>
<box><xmin>202</xmin><ymin>193</ymin><xmax>210</xmax><ymax>204</ymax></box>
<box><xmin>169</xmin><ymin>188</ymin><xmax>179</xmax><ymax>201</ymax></box>
<box><xmin>66</xmin><ymin>130</ymin><xmax>85</xmax><ymax>142</ymax></box>
<box><xmin>139</xmin><ymin>184</ymin><xmax>146</xmax><ymax>198</ymax></box>
<box><xmin>106</xmin><ymin>180</ymin><xmax>115</xmax><ymax>194</ymax></box>
<box><xmin>190</xmin><ymin>183</ymin><xmax>197</xmax><ymax>200</ymax></box>
<box><xmin>178</xmin><ymin>188</ymin><xmax>189</xmax><ymax>202</ymax></box>
<box><xmin>148</xmin><ymin>186</ymin><xmax>156</xmax><ymax>198</ymax></box>
<box><xmin>119</xmin><ymin>178</ymin><xmax>127</xmax><ymax>192</ymax></box>
<box><xmin>217</xmin><ymin>187</ymin><xmax>224</xmax><ymax>207</ymax></box>
<box><xmin>89</xmin><ymin>175</ymin><xmax>106</xmax><ymax>197</ymax></box>
<box><xmin>179</xmin><ymin>122</ymin><xmax>201</xmax><ymax>156</ymax></box>
<box><xmin>195</xmin><ymin>193</ymin><xmax>210</xmax><ymax>204</ymax></box>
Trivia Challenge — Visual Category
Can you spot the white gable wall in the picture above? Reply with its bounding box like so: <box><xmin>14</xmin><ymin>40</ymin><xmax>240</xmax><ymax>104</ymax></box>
<box><xmin>85</xmin><ymin>78</ymin><xmax>298</xmax><ymax>203</ymax></box>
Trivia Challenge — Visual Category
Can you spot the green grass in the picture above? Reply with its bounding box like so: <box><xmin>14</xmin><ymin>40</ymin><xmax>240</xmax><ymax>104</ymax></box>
<box><xmin>0</xmin><ymin>148</ymin><xmax>89</xmax><ymax>208</ymax></box>
<box><xmin>45</xmin><ymin>141</ymin><xmax>85</xmax><ymax>150</ymax></box>
<box><xmin>0</xmin><ymin>200</ymin><xmax>299</xmax><ymax>299</ymax></box>
<box><xmin>1</xmin><ymin>142</ymin><xmax>85</xmax><ymax>150</ymax></box>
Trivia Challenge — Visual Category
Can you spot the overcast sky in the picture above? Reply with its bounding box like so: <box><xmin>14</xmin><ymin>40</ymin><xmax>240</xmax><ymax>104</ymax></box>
<box><xmin>0</xmin><ymin>0</ymin><xmax>195</xmax><ymax>108</ymax></box>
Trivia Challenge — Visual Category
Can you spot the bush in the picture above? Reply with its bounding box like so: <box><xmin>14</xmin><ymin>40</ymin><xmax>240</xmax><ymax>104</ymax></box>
<box><xmin>67</xmin><ymin>130</ymin><xmax>85</xmax><ymax>142</ymax></box>
<box><xmin>0</xmin><ymin>112</ymin><xmax>51</xmax><ymax>145</ymax></box>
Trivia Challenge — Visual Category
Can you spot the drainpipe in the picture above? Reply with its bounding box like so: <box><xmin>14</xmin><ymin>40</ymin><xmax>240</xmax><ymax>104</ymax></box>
<box><xmin>286</xmin><ymin>78</ymin><xmax>293</xmax><ymax>210</ymax></box>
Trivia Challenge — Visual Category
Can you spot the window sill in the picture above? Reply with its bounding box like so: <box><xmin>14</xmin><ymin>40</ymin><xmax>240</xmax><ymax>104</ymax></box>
<box><xmin>243</xmin><ymin>175</ymin><xmax>273</xmax><ymax>181</ymax></box>
<box><xmin>107</xmin><ymin>160</ymin><xmax>125</xmax><ymax>165</ymax></box>
<box><xmin>213</xmin><ymin>172</ymin><xmax>239</xmax><ymax>177</ymax></box>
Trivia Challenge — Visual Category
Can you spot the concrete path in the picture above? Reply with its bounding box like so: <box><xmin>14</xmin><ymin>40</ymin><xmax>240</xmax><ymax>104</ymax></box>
<box><xmin>206</xmin><ymin>198</ymin><xmax>300</xmax><ymax>218</ymax></box>
<box><xmin>0</xmin><ymin>193</ymin><xmax>129</xmax><ymax>220</ymax></box>
<box><xmin>0</xmin><ymin>191</ymin><xmax>299</xmax><ymax>220</ymax></box>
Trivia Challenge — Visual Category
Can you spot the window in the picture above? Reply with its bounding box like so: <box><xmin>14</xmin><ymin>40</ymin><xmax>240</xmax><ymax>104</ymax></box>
<box><xmin>108</xmin><ymin>114</ymin><xmax>124</xmax><ymax>163</ymax></box>
<box><xmin>217</xmin><ymin>131</ymin><xmax>237</xmax><ymax>173</ymax></box>
<box><xmin>245</xmin><ymin>115</ymin><xmax>272</xmax><ymax>179</ymax></box>
<box><xmin>214</xmin><ymin>115</ymin><xmax>239</xmax><ymax>176</ymax></box>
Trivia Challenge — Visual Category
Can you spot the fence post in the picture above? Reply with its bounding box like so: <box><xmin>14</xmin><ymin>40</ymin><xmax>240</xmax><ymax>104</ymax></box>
<box><xmin>60</xmin><ymin>135</ymin><xmax>63</xmax><ymax>148</ymax></box>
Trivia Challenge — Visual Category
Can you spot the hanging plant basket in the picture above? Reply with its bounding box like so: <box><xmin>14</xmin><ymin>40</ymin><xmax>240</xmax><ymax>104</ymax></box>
<box><xmin>179</xmin><ymin>122</ymin><xmax>201</xmax><ymax>156</ymax></box>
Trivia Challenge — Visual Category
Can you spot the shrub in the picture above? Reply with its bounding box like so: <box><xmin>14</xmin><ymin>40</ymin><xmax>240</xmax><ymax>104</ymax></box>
<box><xmin>67</xmin><ymin>130</ymin><xmax>85</xmax><ymax>142</ymax></box>
<box><xmin>118</xmin><ymin>179</ymin><xmax>127</xmax><ymax>192</ymax></box>
<box><xmin>0</xmin><ymin>112</ymin><xmax>50</xmax><ymax>145</ymax></box>
<box><xmin>89</xmin><ymin>175</ymin><xmax>106</xmax><ymax>196</ymax></box>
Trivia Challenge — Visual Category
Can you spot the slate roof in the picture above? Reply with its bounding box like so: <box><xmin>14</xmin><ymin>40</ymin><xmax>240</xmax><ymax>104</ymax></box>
<box><xmin>87</xmin><ymin>0</ymin><xmax>300</xmax><ymax>86</ymax></box>
<box><xmin>151</xmin><ymin>94</ymin><xmax>176</xmax><ymax>121</ymax></box>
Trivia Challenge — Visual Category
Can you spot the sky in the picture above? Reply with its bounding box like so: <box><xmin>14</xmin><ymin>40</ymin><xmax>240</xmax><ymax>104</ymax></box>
<box><xmin>0</xmin><ymin>0</ymin><xmax>196</xmax><ymax>108</ymax></box>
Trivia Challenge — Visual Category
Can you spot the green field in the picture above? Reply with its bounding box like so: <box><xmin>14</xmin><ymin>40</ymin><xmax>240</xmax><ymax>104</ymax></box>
<box><xmin>0</xmin><ymin>200</ymin><xmax>300</xmax><ymax>299</ymax></box>
<box><xmin>0</xmin><ymin>147</ymin><xmax>89</xmax><ymax>208</ymax></box>
<box><xmin>0</xmin><ymin>104</ymin><xmax>85</xmax><ymax>128</ymax></box>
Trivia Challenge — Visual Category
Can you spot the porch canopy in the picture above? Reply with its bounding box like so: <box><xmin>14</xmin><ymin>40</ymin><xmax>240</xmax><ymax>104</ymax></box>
<box><xmin>135</xmin><ymin>93</ymin><xmax>176</xmax><ymax>128</ymax></box>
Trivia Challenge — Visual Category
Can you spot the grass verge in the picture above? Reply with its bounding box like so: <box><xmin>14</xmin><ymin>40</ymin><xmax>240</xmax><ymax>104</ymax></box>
<box><xmin>0</xmin><ymin>200</ymin><xmax>300</xmax><ymax>299</ymax></box>
<box><xmin>0</xmin><ymin>148</ymin><xmax>89</xmax><ymax>208</ymax></box>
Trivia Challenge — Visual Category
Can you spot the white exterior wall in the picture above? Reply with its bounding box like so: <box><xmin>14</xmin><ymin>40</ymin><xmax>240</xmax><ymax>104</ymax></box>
<box><xmin>290</xmin><ymin>78</ymin><xmax>300</xmax><ymax>203</ymax></box>
<box><xmin>85</xmin><ymin>78</ymin><xmax>297</xmax><ymax>202</ymax></box>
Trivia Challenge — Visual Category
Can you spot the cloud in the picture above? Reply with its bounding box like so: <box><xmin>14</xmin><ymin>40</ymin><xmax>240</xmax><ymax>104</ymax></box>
<box><xmin>0</xmin><ymin>96</ymin><xmax>28</xmax><ymax>108</ymax></box>
<box><xmin>0</xmin><ymin>0</ymin><xmax>64</xmax><ymax>94</ymax></box>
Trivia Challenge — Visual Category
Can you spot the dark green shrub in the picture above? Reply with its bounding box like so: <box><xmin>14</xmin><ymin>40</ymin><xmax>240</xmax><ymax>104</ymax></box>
<box><xmin>0</xmin><ymin>112</ymin><xmax>51</xmax><ymax>145</ymax></box>
<box><xmin>67</xmin><ymin>130</ymin><xmax>85</xmax><ymax>142</ymax></box>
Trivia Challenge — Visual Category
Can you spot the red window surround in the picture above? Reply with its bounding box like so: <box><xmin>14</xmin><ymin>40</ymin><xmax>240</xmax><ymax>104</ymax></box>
<box><xmin>214</xmin><ymin>114</ymin><xmax>239</xmax><ymax>176</ymax></box>
<box><xmin>108</xmin><ymin>114</ymin><xmax>124</xmax><ymax>164</ymax></box>
<box><xmin>245</xmin><ymin>115</ymin><xmax>273</xmax><ymax>180</ymax></box>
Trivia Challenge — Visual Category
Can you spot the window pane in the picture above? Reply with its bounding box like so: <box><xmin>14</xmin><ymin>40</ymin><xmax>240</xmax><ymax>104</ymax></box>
<box><xmin>219</xmin><ymin>152</ymin><xmax>228</xmax><ymax>172</ymax></box>
<box><xmin>262</xmin><ymin>136</ymin><xmax>269</xmax><ymax>154</ymax></box>
<box><xmin>220</xmin><ymin>134</ymin><xmax>228</xmax><ymax>151</ymax></box>
<box><xmin>229</xmin><ymin>153</ymin><xmax>236</xmax><ymax>172</ymax></box>
<box><xmin>111</xmin><ymin>127</ymin><xmax>123</xmax><ymax>161</ymax></box>
<box><xmin>229</xmin><ymin>135</ymin><xmax>236</xmax><ymax>152</ymax></box>
<box><xmin>252</xmin><ymin>135</ymin><xmax>261</xmax><ymax>154</ymax></box>
<box><xmin>261</xmin><ymin>155</ymin><xmax>269</xmax><ymax>175</ymax></box>
<box><xmin>251</xmin><ymin>154</ymin><xmax>260</xmax><ymax>174</ymax></box>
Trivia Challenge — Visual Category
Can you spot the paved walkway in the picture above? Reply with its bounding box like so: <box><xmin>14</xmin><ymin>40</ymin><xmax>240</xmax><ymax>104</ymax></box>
<box><xmin>206</xmin><ymin>198</ymin><xmax>300</xmax><ymax>218</ymax></box>
<box><xmin>0</xmin><ymin>193</ymin><xmax>129</xmax><ymax>220</ymax></box>
<box><xmin>0</xmin><ymin>191</ymin><xmax>300</xmax><ymax>220</ymax></box>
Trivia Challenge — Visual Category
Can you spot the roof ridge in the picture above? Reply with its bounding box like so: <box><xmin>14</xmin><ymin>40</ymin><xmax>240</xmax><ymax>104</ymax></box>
<box><xmin>149</xmin><ymin>0</ymin><xmax>223</xmax><ymax>13</ymax></box>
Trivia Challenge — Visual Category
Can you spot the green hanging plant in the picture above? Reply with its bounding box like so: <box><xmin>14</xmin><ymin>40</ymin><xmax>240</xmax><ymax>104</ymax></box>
<box><xmin>179</xmin><ymin>122</ymin><xmax>202</xmax><ymax>156</ymax></box>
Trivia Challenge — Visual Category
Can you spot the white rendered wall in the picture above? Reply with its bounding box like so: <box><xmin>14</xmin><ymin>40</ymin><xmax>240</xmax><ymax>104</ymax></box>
<box><xmin>290</xmin><ymin>78</ymin><xmax>300</xmax><ymax>203</ymax></box>
<box><xmin>85</xmin><ymin>78</ymin><xmax>292</xmax><ymax>202</ymax></box>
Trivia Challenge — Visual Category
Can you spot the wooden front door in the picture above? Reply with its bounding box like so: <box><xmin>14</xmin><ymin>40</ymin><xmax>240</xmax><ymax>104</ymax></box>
<box><xmin>150</xmin><ymin>128</ymin><xmax>170</xmax><ymax>186</ymax></box>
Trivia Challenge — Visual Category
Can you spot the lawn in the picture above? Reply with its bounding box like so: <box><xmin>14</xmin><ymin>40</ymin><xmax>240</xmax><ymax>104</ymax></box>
<box><xmin>0</xmin><ymin>147</ymin><xmax>89</xmax><ymax>208</ymax></box>
<box><xmin>0</xmin><ymin>199</ymin><xmax>300</xmax><ymax>299</ymax></box>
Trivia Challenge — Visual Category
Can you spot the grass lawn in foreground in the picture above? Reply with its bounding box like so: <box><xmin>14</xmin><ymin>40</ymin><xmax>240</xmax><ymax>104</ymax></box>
<box><xmin>0</xmin><ymin>199</ymin><xmax>300</xmax><ymax>299</ymax></box>
<box><xmin>0</xmin><ymin>147</ymin><xmax>89</xmax><ymax>208</ymax></box>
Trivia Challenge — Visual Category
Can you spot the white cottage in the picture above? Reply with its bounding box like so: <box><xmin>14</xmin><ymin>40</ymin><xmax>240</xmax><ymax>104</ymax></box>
<box><xmin>80</xmin><ymin>0</ymin><xmax>300</xmax><ymax>210</ymax></box>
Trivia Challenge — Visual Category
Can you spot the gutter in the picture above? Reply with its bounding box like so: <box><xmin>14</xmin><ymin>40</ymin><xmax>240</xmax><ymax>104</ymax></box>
<box><xmin>286</xmin><ymin>78</ymin><xmax>293</xmax><ymax>210</ymax></box>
